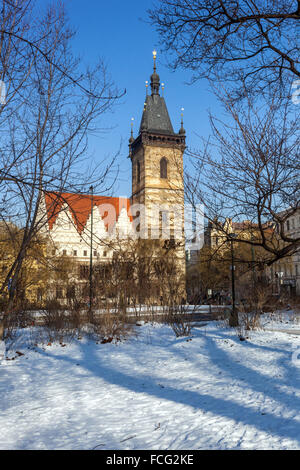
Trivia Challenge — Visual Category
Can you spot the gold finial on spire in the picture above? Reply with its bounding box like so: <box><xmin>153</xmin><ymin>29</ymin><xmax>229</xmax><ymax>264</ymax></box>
<box><xmin>145</xmin><ymin>80</ymin><xmax>149</xmax><ymax>95</ymax></box>
<box><xmin>152</xmin><ymin>49</ymin><xmax>157</xmax><ymax>72</ymax></box>
<box><xmin>161</xmin><ymin>82</ymin><xmax>165</xmax><ymax>96</ymax></box>
<box><xmin>151</xmin><ymin>50</ymin><xmax>160</xmax><ymax>95</ymax></box>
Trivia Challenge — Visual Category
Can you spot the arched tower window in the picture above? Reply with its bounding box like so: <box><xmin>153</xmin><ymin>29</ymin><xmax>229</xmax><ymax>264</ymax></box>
<box><xmin>160</xmin><ymin>157</ymin><xmax>168</xmax><ymax>179</ymax></box>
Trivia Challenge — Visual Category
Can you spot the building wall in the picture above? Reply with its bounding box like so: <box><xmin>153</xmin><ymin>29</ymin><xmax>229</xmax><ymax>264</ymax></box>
<box><xmin>270</xmin><ymin>210</ymin><xmax>300</xmax><ymax>295</ymax></box>
<box><xmin>131</xmin><ymin>139</ymin><xmax>186</xmax><ymax>300</ymax></box>
<box><xmin>46</xmin><ymin>202</ymin><xmax>132</xmax><ymax>264</ymax></box>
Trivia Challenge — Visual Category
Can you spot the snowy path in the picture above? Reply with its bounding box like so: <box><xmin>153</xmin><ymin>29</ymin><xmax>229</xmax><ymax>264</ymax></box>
<box><xmin>265</xmin><ymin>329</ymin><xmax>300</xmax><ymax>335</ymax></box>
<box><xmin>0</xmin><ymin>323</ymin><xmax>299</xmax><ymax>450</ymax></box>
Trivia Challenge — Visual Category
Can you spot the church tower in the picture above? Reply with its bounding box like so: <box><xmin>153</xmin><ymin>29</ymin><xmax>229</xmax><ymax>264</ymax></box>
<box><xmin>129</xmin><ymin>51</ymin><xmax>186</xmax><ymax>299</ymax></box>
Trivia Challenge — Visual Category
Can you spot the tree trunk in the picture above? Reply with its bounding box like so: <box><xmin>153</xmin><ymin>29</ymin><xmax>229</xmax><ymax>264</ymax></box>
<box><xmin>229</xmin><ymin>309</ymin><xmax>239</xmax><ymax>327</ymax></box>
<box><xmin>0</xmin><ymin>318</ymin><xmax>4</xmax><ymax>344</ymax></box>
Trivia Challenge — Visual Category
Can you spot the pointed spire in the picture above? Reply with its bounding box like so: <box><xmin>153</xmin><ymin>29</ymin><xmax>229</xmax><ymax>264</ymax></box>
<box><xmin>128</xmin><ymin>117</ymin><xmax>134</xmax><ymax>158</ymax></box>
<box><xmin>179</xmin><ymin>107</ymin><xmax>185</xmax><ymax>134</ymax></box>
<box><xmin>129</xmin><ymin>117</ymin><xmax>134</xmax><ymax>144</ymax></box>
<box><xmin>138</xmin><ymin>51</ymin><xmax>175</xmax><ymax>135</ymax></box>
<box><xmin>150</xmin><ymin>50</ymin><xmax>160</xmax><ymax>96</ymax></box>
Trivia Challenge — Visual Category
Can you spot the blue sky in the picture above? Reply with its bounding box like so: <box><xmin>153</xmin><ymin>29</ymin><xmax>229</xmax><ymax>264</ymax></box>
<box><xmin>64</xmin><ymin>0</ymin><xmax>220</xmax><ymax>197</ymax></box>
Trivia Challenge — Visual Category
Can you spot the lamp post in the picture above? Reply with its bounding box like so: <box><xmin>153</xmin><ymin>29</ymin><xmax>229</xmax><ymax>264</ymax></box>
<box><xmin>229</xmin><ymin>233</ymin><xmax>239</xmax><ymax>327</ymax></box>
<box><xmin>276</xmin><ymin>271</ymin><xmax>284</xmax><ymax>296</ymax></box>
<box><xmin>89</xmin><ymin>185</ymin><xmax>94</xmax><ymax>314</ymax></box>
<box><xmin>251</xmin><ymin>229</ymin><xmax>256</xmax><ymax>289</ymax></box>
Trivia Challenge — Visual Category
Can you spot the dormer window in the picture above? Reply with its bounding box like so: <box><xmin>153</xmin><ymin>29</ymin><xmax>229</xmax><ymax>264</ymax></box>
<box><xmin>160</xmin><ymin>157</ymin><xmax>168</xmax><ymax>179</ymax></box>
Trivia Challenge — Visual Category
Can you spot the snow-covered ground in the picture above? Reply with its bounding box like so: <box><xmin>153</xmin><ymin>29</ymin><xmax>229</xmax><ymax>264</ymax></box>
<box><xmin>0</xmin><ymin>313</ymin><xmax>300</xmax><ymax>450</ymax></box>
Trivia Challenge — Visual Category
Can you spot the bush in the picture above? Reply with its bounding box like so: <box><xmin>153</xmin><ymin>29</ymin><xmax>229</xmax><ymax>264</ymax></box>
<box><xmin>165</xmin><ymin>305</ymin><xmax>192</xmax><ymax>337</ymax></box>
<box><xmin>88</xmin><ymin>311</ymin><xmax>134</xmax><ymax>343</ymax></box>
<box><xmin>41</xmin><ymin>300</ymin><xmax>65</xmax><ymax>342</ymax></box>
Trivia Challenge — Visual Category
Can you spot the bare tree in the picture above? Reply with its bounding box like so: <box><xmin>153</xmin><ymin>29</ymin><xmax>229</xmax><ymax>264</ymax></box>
<box><xmin>84</xmin><ymin>237</ymin><xmax>186</xmax><ymax>322</ymax></box>
<box><xmin>0</xmin><ymin>1</ymin><xmax>120</xmax><ymax>339</ymax></box>
<box><xmin>149</xmin><ymin>0</ymin><xmax>300</xmax><ymax>99</ymax></box>
<box><xmin>186</xmin><ymin>89</ymin><xmax>299</xmax><ymax>266</ymax></box>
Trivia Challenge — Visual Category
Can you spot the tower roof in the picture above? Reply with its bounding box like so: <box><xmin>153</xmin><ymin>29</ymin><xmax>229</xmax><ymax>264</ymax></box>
<box><xmin>139</xmin><ymin>51</ymin><xmax>175</xmax><ymax>136</ymax></box>
<box><xmin>139</xmin><ymin>94</ymin><xmax>175</xmax><ymax>135</ymax></box>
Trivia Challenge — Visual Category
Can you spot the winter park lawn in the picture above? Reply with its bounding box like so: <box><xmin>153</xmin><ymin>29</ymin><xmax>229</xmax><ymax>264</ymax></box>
<box><xmin>0</xmin><ymin>313</ymin><xmax>300</xmax><ymax>450</ymax></box>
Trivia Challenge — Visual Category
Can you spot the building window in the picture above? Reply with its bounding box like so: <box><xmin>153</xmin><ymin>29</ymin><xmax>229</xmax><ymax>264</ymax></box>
<box><xmin>286</xmin><ymin>220</ymin><xmax>290</xmax><ymax>231</ymax></box>
<box><xmin>160</xmin><ymin>157</ymin><xmax>168</xmax><ymax>179</ymax></box>
<box><xmin>62</xmin><ymin>249</ymin><xmax>67</xmax><ymax>256</ymax></box>
<box><xmin>93</xmin><ymin>250</ymin><xmax>97</xmax><ymax>257</ymax></box>
<box><xmin>83</xmin><ymin>250</ymin><xmax>87</xmax><ymax>257</ymax></box>
<box><xmin>73</xmin><ymin>250</ymin><xmax>77</xmax><ymax>256</ymax></box>
<box><xmin>103</xmin><ymin>251</ymin><xmax>107</xmax><ymax>257</ymax></box>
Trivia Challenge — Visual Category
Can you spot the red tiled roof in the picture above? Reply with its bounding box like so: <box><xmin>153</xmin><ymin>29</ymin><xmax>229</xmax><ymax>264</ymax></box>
<box><xmin>44</xmin><ymin>192</ymin><xmax>132</xmax><ymax>234</ymax></box>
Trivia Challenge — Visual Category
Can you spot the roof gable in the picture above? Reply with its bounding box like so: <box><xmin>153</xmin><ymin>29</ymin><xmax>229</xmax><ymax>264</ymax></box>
<box><xmin>45</xmin><ymin>192</ymin><xmax>132</xmax><ymax>234</ymax></box>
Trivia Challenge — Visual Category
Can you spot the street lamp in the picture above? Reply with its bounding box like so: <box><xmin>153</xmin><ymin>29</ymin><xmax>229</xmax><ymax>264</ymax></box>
<box><xmin>89</xmin><ymin>185</ymin><xmax>94</xmax><ymax>314</ymax></box>
<box><xmin>276</xmin><ymin>271</ymin><xmax>284</xmax><ymax>296</ymax></box>
<box><xmin>229</xmin><ymin>233</ymin><xmax>238</xmax><ymax>327</ymax></box>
